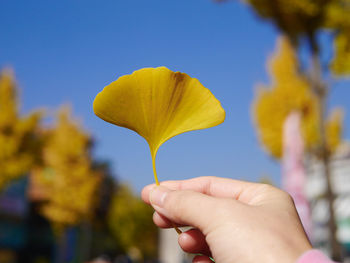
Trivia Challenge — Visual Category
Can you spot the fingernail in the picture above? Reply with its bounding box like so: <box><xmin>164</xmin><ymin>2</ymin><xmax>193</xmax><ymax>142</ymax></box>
<box><xmin>150</xmin><ymin>186</ymin><xmax>170</xmax><ymax>207</ymax></box>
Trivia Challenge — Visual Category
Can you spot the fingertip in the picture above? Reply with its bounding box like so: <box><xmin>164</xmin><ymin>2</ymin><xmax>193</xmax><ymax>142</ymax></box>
<box><xmin>153</xmin><ymin>211</ymin><xmax>171</xmax><ymax>228</ymax></box>
<box><xmin>178</xmin><ymin>229</ymin><xmax>210</xmax><ymax>255</ymax></box>
<box><xmin>149</xmin><ymin>185</ymin><xmax>173</xmax><ymax>209</ymax></box>
<box><xmin>141</xmin><ymin>184</ymin><xmax>156</xmax><ymax>204</ymax></box>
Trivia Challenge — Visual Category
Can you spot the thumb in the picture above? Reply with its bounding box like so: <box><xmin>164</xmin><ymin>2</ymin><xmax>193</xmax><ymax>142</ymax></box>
<box><xmin>149</xmin><ymin>185</ymin><xmax>224</xmax><ymax>233</ymax></box>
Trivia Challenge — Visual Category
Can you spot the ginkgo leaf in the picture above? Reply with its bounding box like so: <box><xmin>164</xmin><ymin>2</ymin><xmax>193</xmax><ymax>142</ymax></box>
<box><xmin>93</xmin><ymin>67</ymin><xmax>225</xmax><ymax>184</ymax></box>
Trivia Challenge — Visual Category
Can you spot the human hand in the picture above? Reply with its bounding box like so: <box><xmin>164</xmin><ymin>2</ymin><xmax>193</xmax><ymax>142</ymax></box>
<box><xmin>142</xmin><ymin>176</ymin><xmax>312</xmax><ymax>263</ymax></box>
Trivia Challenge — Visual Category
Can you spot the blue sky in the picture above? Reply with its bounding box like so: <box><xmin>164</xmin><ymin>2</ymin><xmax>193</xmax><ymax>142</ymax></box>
<box><xmin>1</xmin><ymin>0</ymin><xmax>349</xmax><ymax>193</ymax></box>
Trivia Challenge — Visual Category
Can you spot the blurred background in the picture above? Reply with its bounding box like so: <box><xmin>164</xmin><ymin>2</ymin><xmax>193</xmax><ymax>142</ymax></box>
<box><xmin>0</xmin><ymin>0</ymin><xmax>350</xmax><ymax>262</ymax></box>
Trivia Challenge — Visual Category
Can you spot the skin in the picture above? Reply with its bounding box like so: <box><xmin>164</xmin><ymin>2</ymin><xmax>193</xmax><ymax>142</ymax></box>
<box><xmin>141</xmin><ymin>176</ymin><xmax>312</xmax><ymax>263</ymax></box>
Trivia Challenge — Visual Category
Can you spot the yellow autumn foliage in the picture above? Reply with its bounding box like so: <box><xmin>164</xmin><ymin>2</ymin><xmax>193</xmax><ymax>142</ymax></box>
<box><xmin>253</xmin><ymin>36</ymin><xmax>345</xmax><ymax>159</ymax></box>
<box><xmin>325</xmin><ymin>108</ymin><xmax>344</xmax><ymax>153</ymax></box>
<box><xmin>33</xmin><ymin>106</ymin><xmax>100</xmax><ymax>226</ymax></box>
<box><xmin>242</xmin><ymin>0</ymin><xmax>350</xmax><ymax>76</ymax></box>
<box><xmin>244</xmin><ymin>0</ymin><xmax>321</xmax><ymax>39</ymax></box>
<box><xmin>324</xmin><ymin>0</ymin><xmax>350</xmax><ymax>29</ymax></box>
<box><xmin>331</xmin><ymin>30</ymin><xmax>350</xmax><ymax>76</ymax></box>
<box><xmin>253</xmin><ymin>36</ymin><xmax>320</xmax><ymax>159</ymax></box>
<box><xmin>0</xmin><ymin>69</ymin><xmax>42</xmax><ymax>190</ymax></box>
<box><xmin>245</xmin><ymin>0</ymin><xmax>350</xmax><ymax>37</ymax></box>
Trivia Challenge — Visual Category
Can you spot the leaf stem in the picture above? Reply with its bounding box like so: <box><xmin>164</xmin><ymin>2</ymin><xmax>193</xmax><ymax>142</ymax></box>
<box><xmin>151</xmin><ymin>153</ymin><xmax>159</xmax><ymax>186</ymax></box>
<box><xmin>151</xmin><ymin>151</ymin><xmax>182</xmax><ymax>234</ymax></box>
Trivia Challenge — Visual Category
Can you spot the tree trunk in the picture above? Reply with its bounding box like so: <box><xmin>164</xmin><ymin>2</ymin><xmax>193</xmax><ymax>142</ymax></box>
<box><xmin>77</xmin><ymin>221</ymin><xmax>92</xmax><ymax>262</ymax></box>
<box><xmin>55</xmin><ymin>230</ymin><xmax>66</xmax><ymax>263</ymax></box>
<box><xmin>323</xmin><ymin>153</ymin><xmax>342</xmax><ymax>261</ymax></box>
<box><xmin>308</xmin><ymin>34</ymin><xmax>343</xmax><ymax>261</ymax></box>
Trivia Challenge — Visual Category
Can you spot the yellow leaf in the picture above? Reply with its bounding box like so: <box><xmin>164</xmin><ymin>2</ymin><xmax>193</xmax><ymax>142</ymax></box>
<box><xmin>93</xmin><ymin>67</ymin><xmax>225</xmax><ymax>184</ymax></box>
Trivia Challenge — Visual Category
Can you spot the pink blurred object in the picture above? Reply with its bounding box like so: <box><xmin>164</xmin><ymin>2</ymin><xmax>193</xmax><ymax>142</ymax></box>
<box><xmin>282</xmin><ymin>112</ymin><xmax>312</xmax><ymax>238</ymax></box>
<box><xmin>297</xmin><ymin>250</ymin><xmax>336</xmax><ymax>263</ymax></box>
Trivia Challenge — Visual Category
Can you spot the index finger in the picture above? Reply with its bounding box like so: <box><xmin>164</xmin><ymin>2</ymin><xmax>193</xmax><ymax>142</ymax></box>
<box><xmin>141</xmin><ymin>176</ymin><xmax>261</xmax><ymax>204</ymax></box>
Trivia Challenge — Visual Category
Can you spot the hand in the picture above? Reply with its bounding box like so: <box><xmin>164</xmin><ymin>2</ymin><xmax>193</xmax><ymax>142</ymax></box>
<box><xmin>142</xmin><ymin>176</ymin><xmax>312</xmax><ymax>263</ymax></box>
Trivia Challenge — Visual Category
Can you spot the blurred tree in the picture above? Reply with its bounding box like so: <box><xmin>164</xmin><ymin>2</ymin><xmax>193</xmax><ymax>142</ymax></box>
<box><xmin>30</xmin><ymin>106</ymin><xmax>102</xmax><ymax>263</ymax></box>
<box><xmin>253</xmin><ymin>37</ymin><xmax>321</xmax><ymax>158</ymax></box>
<box><xmin>92</xmin><ymin>161</ymin><xmax>117</xmax><ymax>221</ymax></box>
<box><xmin>216</xmin><ymin>0</ymin><xmax>350</xmax><ymax>259</ymax></box>
<box><xmin>253</xmin><ymin>37</ymin><xmax>343</xmax><ymax>158</ymax></box>
<box><xmin>89</xmin><ymin>161</ymin><xmax>121</xmax><ymax>259</ymax></box>
<box><xmin>0</xmin><ymin>69</ymin><xmax>42</xmax><ymax>190</ymax></box>
<box><xmin>108</xmin><ymin>184</ymin><xmax>158</xmax><ymax>261</ymax></box>
<box><xmin>31</xmin><ymin>106</ymin><xmax>101</xmax><ymax>228</ymax></box>
<box><xmin>234</xmin><ymin>0</ymin><xmax>350</xmax><ymax>49</ymax></box>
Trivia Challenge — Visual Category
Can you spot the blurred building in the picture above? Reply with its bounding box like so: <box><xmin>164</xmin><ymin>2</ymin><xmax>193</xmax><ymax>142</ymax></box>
<box><xmin>0</xmin><ymin>177</ymin><xmax>28</xmax><ymax>263</ymax></box>
<box><xmin>306</xmin><ymin>142</ymin><xmax>350</xmax><ymax>257</ymax></box>
<box><xmin>27</xmin><ymin>169</ymin><xmax>118</xmax><ymax>263</ymax></box>
<box><xmin>158</xmin><ymin>229</ymin><xmax>192</xmax><ymax>263</ymax></box>
<box><xmin>0</xmin><ymin>176</ymin><xmax>54</xmax><ymax>263</ymax></box>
